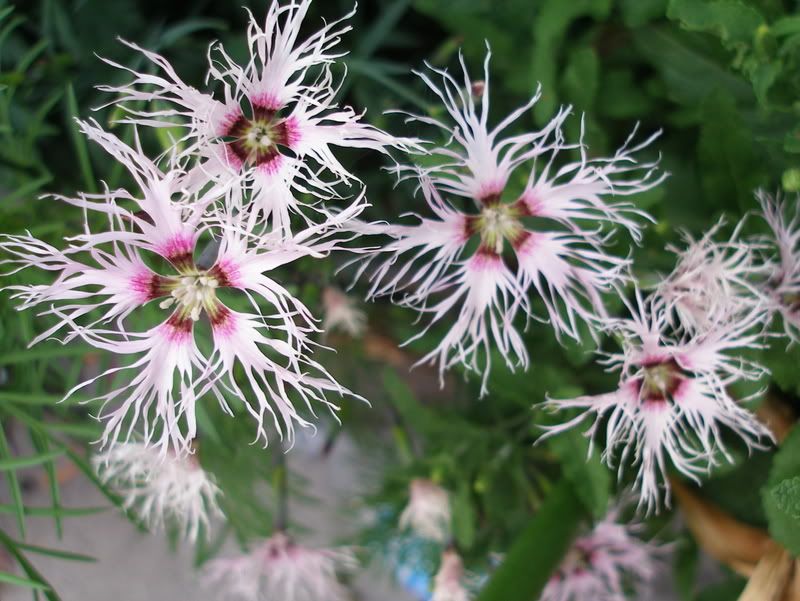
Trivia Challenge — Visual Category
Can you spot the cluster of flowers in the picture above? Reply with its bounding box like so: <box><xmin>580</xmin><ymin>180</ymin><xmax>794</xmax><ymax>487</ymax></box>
<box><xmin>544</xmin><ymin>192</ymin><xmax>800</xmax><ymax>512</ymax></box>
<box><xmin>2</xmin><ymin>1</ymin><xmax>384</xmax><ymax>598</ymax></box>
<box><xmin>398</xmin><ymin>479</ymin><xmax>665</xmax><ymax>601</ymax></box>
<box><xmin>4</xmin><ymin>0</ymin><xmax>799</xmax><ymax>597</ymax></box>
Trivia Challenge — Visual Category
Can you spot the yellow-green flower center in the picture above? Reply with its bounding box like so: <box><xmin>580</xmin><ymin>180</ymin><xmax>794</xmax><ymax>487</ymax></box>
<box><xmin>159</xmin><ymin>274</ymin><xmax>220</xmax><ymax>321</ymax></box>
<box><xmin>474</xmin><ymin>204</ymin><xmax>524</xmax><ymax>254</ymax></box>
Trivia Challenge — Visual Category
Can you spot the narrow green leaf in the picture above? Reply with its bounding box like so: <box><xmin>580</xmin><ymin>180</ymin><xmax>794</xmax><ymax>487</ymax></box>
<box><xmin>0</xmin><ymin>504</ymin><xmax>108</xmax><ymax>517</ymax></box>
<box><xmin>356</xmin><ymin>0</ymin><xmax>411</xmax><ymax>58</ymax></box>
<box><xmin>0</xmin><ymin>345</ymin><xmax>91</xmax><ymax>365</ymax></box>
<box><xmin>0</xmin><ymin>450</ymin><xmax>64</xmax><ymax>471</ymax></box>
<box><xmin>0</xmin><ymin>427</ymin><xmax>26</xmax><ymax>538</ymax></box>
<box><xmin>30</xmin><ymin>431</ymin><xmax>62</xmax><ymax>538</ymax></box>
<box><xmin>13</xmin><ymin>541</ymin><xmax>95</xmax><ymax>563</ymax></box>
<box><xmin>0</xmin><ymin>392</ymin><xmax>73</xmax><ymax>405</ymax></box>
<box><xmin>63</xmin><ymin>448</ymin><xmax>127</xmax><ymax>513</ymax></box>
<box><xmin>0</xmin><ymin>571</ymin><xmax>50</xmax><ymax>590</ymax></box>
<box><xmin>63</xmin><ymin>83</ymin><xmax>96</xmax><ymax>193</ymax></box>
<box><xmin>476</xmin><ymin>479</ymin><xmax>585</xmax><ymax>601</ymax></box>
<box><xmin>0</xmin><ymin>529</ymin><xmax>60</xmax><ymax>601</ymax></box>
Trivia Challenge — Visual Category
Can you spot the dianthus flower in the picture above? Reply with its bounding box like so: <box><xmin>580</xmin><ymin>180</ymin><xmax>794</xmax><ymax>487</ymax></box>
<box><xmin>432</xmin><ymin>549</ymin><xmax>471</xmax><ymax>601</ymax></box>
<box><xmin>358</xmin><ymin>52</ymin><xmax>663</xmax><ymax>394</ymax></box>
<box><xmin>1</xmin><ymin>122</ymin><xmax>364</xmax><ymax>453</ymax></box>
<box><xmin>100</xmin><ymin>0</ymin><xmax>404</xmax><ymax>235</ymax></box>
<box><xmin>543</xmin><ymin>291</ymin><xmax>772</xmax><ymax>511</ymax></box>
<box><xmin>758</xmin><ymin>190</ymin><xmax>800</xmax><ymax>341</ymax></box>
<box><xmin>205</xmin><ymin>532</ymin><xmax>357</xmax><ymax>601</ymax></box>
<box><xmin>656</xmin><ymin>218</ymin><xmax>767</xmax><ymax>334</ymax></box>
<box><xmin>94</xmin><ymin>442</ymin><xmax>221</xmax><ymax>542</ymax></box>
<box><xmin>398</xmin><ymin>478</ymin><xmax>452</xmax><ymax>543</ymax></box>
<box><xmin>541</xmin><ymin>508</ymin><xmax>664</xmax><ymax>601</ymax></box>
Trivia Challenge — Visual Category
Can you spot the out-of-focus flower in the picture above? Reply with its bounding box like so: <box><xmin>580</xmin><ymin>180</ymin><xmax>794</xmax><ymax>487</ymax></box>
<box><xmin>543</xmin><ymin>291</ymin><xmax>773</xmax><ymax>512</ymax></box>
<box><xmin>758</xmin><ymin>191</ymin><xmax>800</xmax><ymax>341</ymax></box>
<box><xmin>205</xmin><ymin>532</ymin><xmax>357</xmax><ymax>601</ymax></box>
<box><xmin>656</xmin><ymin>218</ymin><xmax>767</xmax><ymax>334</ymax></box>
<box><xmin>100</xmin><ymin>0</ymin><xmax>405</xmax><ymax>234</ymax></box>
<box><xmin>399</xmin><ymin>478</ymin><xmax>451</xmax><ymax>543</ymax></box>
<box><xmin>0</xmin><ymin>123</ymin><xmax>364</xmax><ymax>453</ymax></box>
<box><xmin>93</xmin><ymin>442</ymin><xmax>221</xmax><ymax>542</ymax></box>
<box><xmin>358</xmin><ymin>52</ymin><xmax>663</xmax><ymax>395</ymax></box>
<box><xmin>432</xmin><ymin>549</ymin><xmax>471</xmax><ymax>601</ymax></box>
<box><xmin>541</xmin><ymin>508</ymin><xmax>664</xmax><ymax>601</ymax></box>
<box><xmin>322</xmin><ymin>286</ymin><xmax>366</xmax><ymax>337</ymax></box>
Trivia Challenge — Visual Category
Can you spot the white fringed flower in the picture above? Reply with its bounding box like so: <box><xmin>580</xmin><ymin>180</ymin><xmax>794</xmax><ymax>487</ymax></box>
<box><xmin>322</xmin><ymin>286</ymin><xmax>366</xmax><ymax>336</ymax></box>
<box><xmin>541</xmin><ymin>508</ymin><xmax>664</xmax><ymax>601</ymax></box>
<box><xmin>399</xmin><ymin>478</ymin><xmax>451</xmax><ymax>543</ymax></box>
<box><xmin>758</xmin><ymin>191</ymin><xmax>800</xmax><ymax>341</ymax></box>
<box><xmin>0</xmin><ymin>123</ymin><xmax>364</xmax><ymax>454</ymax></box>
<box><xmin>205</xmin><ymin>532</ymin><xmax>357</xmax><ymax>601</ymax></box>
<box><xmin>543</xmin><ymin>291</ymin><xmax>773</xmax><ymax>512</ymax></box>
<box><xmin>432</xmin><ymin>549</ymin><xmax>471</xmax><ymax>601</ymax></box>
<box><xmin>93</xmin><ymin>443</ymin><xmax>221</xmax><ymax>542</ymax></box>
<box><xmin>359</xmin><ymin>52</ymin><xmax>663</xmax><ymax>395</ymax></box>
<box><xmin>656</xmin><ymin>218</ymin><xmax>767</xmax><ymax>334</ymax></box>
<box><xmin>100</xmin><ymin>0</ymin><xmax>403</xmax><ymax>235</ymax></box>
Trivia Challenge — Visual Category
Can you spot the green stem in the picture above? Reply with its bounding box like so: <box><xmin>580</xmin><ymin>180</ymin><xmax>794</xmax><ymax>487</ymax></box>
<box><xmin>476</xmin><ymin>478</ymin><xmax>585</xmax><ymax>601</ymax></box>
<box><xmin>273</xmin><ymin>445</ymin><xmax>289</xmax><ymax>532</ymax></box>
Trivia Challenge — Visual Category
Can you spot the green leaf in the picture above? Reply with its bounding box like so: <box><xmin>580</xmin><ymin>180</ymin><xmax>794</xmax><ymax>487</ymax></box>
<box><xmin>673</xmin><ymin>536</ymin><xmax>699</xmax><ymax>600</ymax></box>
<box><xmin>694</xmin><ymin>576</ymin><xmax>746</xmax><ymax>601</ymax></box>
<box><xmin>619</xmin><ymin>0</ymin><xmax>668</xmax><ymax>27</ymax></box>
<box><xmin>63</xmin><ymin>83</ymin><xmax>96</xmax><ymax>194</ymax></box>
<box><xmin>667</xmin><ymin>0</ymin><xmax>764</xmax><ymax>47</ymax></box>
<box><xmin>770</xmin><ymin>476</ymin><xmax>800</xmax><ymax>519</ymax></box>
<box><xmin>451</xmin><ymin>481</ymin><xmax>476</xmax><ymax>550</ymax></box>
<box><xmin>0</xmin><ymin>528</ymin><xmax>60</xmax><ymax>601</ymax></box>
<box><xmin>0</xmin><ymin>345</ymin><xmax>91</xmax><ymax>365</ymax></box>
<box><xmin>476</xmin><ymin>479</ymin><xmax>585</xmax><ymax>601</ymax></box>
<box><xmin>547</xmin><ymin>429</ymin><xmax>611</xmax><ymax>519</ymax></box>
<box><xmin>0</xmin><ymin>426</ymin><xmax>26</xmax><ymax>538</ymax></box>
<box><xmin>0</xmin><ymin>449</ymin><xmax>64</xmax><ymax>471</ymax></box>
<box><xmin>0</xmin><ymin>571</ymin><xmax>50</xmax><ymax>590</ymax></box>
<box><xmin>697</xmin><ymin>89</ymin><xmax>765</xmax><ymax>212</ymax></box>
<box><xmin>531</xmin><ymin>0</ymin><xmax>612</xmax><ymax>125</ymax></box>
<box><xmin>13</xmin><ymin>541</ymin><xmax>95</xmax><ymax>563</ymax></box>
<box><xmin>561</xmin><ymin>46</ymin><xmax>599</xmax><ymax>110</ymax></box>
<box><xmin>0</xmin><ymin>504</ymin><xmax>108</xmax><ymax>518</ymax></box>
<box><xmin>631</xmin><ymin>25</ymin><xmax>753</xmax><ymax>107</ymax></box>
<box><xmin>763</xmin><ymin>425</ymin><xmax>800</xmax><ymax>556</ymax></box>
<box><xmin>30</xmin><ymin>431</ymin><xmax>63</xmax><ymax>538</ymax></box>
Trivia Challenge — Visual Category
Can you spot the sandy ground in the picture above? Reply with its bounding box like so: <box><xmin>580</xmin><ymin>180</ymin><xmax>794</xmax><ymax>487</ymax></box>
<box><xmin>1</xmin><ymin>432</ymin><xmax>412</xmax><ymax>601</ymax></box>
<box><xmin>0</xmin><ymin>429</ymin><xmax>691</xmax><ymax>601</ymax></box>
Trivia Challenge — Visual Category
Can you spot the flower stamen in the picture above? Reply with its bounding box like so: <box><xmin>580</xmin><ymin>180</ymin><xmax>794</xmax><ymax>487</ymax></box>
<box><xmin>159</xmin><ymin>274</ymin><xmax>220</xmax><ymax>321</ymax></box>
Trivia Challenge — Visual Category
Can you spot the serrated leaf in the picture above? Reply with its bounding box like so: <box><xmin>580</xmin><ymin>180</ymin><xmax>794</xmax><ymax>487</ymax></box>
<box><xmin>697</xmin><ymin>89</ymin><xmax>765</xmax><ymax>212</ymax></box>
<box><xmin>667</xmin><ymin>0</ymin><xmax>764</xmax><ymax>47</ymax></box>
<box><xmin>763</xmin><ymin>426</ymin><xmax>800</xmax><ymax>556</ymax></box>
<box><xmin>770</xmin><ymin>476</ymin><xmax>800</xmax><ymax>519</ymax></box>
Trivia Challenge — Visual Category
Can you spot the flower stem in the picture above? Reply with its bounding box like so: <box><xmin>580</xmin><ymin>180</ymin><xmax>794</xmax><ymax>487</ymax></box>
<box><xmin>273</xmin><ymin>444</ymin><xmax>289</xmax><ymax>532</ymax></box>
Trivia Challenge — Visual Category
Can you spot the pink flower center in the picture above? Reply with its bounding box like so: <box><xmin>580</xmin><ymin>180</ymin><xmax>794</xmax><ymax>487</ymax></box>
<box><xmin>638</xmin><ymin>359</ymin><xmax>684</xmax><ymax>403</ymax></box>
<box><xmin>223</xmin><ymin>106</ymin><xmax>298</xmax><ymax>169</ymax></box>
<box><xmin>467</xmin><ymin>202</ymin><xmax>525</xmax><ymax>255</ymax></box>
